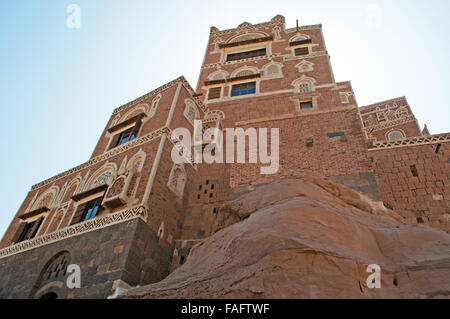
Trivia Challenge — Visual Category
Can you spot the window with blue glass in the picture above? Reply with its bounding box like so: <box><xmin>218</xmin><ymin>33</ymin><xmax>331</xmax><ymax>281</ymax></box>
<box><xmin>118</xmin><ymin>127</ymin><xmax>136</xmax><ymax>145</ymax></box>
<box><xmin>81</xmin><ymin>197</ymin><xmax>103</xmax><ymax>223</ymax></box>
<box><xmin>300</xmin><ymin>101</ymin><xmax>313</xmax><ymax>110</ymax></box>
<box><xmin>231</xmin><ymin>82</ymin><xmax>256</xmax><ymax>97</ymax></box>
<box><xmin>109</xmin><ymin>121</ymin><xmax>141</xmax><ymax>151</ymax></box>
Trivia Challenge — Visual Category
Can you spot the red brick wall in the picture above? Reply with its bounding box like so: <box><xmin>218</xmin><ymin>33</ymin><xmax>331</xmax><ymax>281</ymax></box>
<box><xmin>371</xmin><ymin>142</ymin><xmax>450</xmax><ymax>231</ymax></box>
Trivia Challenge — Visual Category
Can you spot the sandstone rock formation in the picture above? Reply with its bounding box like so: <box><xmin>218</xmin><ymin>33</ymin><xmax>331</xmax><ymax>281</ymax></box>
<box><xmin>123</xmin><ymin>175</ymin><xmax>450</xmax><ymax>299</ymax></box>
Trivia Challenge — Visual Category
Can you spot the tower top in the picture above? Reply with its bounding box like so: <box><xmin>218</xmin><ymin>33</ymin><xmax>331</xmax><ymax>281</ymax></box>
<box><xmin>210</xmin><ymin>15</ymin><xmax>322</xmax><ymax>36</ymax></box>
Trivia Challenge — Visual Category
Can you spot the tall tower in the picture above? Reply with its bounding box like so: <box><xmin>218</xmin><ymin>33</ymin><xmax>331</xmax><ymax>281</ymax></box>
<box><xmin>172</xmin><ymin>16</ymin><xmax>383</xmax><ymax>260</ymax></box>
<box><xmin>195</xmin><ymin>15</ymin><xmax>378</xmax><ymax>195</ymax></box>
<box><xmin>0</xmin><ymin>77</ymin><xmax>210</xmax><ymax>298</ymax></box>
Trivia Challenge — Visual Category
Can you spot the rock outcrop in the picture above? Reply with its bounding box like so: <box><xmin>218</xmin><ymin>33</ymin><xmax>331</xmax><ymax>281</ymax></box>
<box><xmin>123</xmin><ymin>175</ymin><xmax>450</xmax><ymax>299</ymax></box>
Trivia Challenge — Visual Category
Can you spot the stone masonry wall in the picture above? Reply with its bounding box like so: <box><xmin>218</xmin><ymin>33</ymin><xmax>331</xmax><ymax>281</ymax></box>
<box><xmin>370</xmin><ymin>142</ymin><xmax>450</xmax><ymax>231</ymax></box>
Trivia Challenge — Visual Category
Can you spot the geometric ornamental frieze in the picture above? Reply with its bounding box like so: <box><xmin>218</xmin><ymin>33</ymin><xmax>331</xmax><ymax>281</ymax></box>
<box><xmin>0</xmin><ymin>205</ymin><xmax>148</xmax><ymax>259</ymax></box>
<box><xmin>368</xmin><ymin>133</ymin><xmax>450</xmax><ymax>151</ymax></box>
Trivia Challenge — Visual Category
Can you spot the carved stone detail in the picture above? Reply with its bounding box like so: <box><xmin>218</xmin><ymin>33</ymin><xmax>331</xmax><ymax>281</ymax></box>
<box><xmin>0</xmin><ymin>205</ymin><xmax>148</xmax><ymax>259</ymax></box>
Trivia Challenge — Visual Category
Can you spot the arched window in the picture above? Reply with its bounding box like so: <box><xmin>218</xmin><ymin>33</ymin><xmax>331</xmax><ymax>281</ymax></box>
<box><xmin>290</xmin><ymin>34</ymin><xmax>310</xmax><ymax>43</ymax></box>
<box><xmin>30</xmin><ymin>251</ymin><xmax>71</xmax><ymax>299</ymax></box>
<box><xmin>184</xmin><ymin>100</ymin><xmax>198</xmax><ymax>125</ymax></box>
<box><xmin>235</xmin><ymin>70</ymin><xmax>254</xmax><ymax>77</ymax></box>
<box><xmin>292</xmin><ymin>77</ymin><xmax>315</xmax><ymax>94</ymax></box>
<box><xmin>149</xmin><ymin>94</ymin><xmax>162</xmax><ymax>117</ymax></box>
<box><xmin>168</xmin><ymin>165</ymin><xmax>186</xmax><ymax>198</ymax></box>
<box><xmin>228</xmin><ymin>32</ymin><xmax>267</xmax><ymax>43</ymax></box>
<box><xmin>266</xmin><ymin>64</ymin><xmax>279</xmax><ymax>75</ymax></box>
<box><xmin>387</xmin><ymin>130</ymin><xmax>405</xmax><ymax>141</ymax></box>
<box><xmin>298</xmin><ymin>82</ymin><xmax>311</xmax><ymax>93</ymax></box>
<box><xmin>93</xmin><ymin>171</ymin><xmax>113</xmax><ymax>188</ymax></box>
<box><xmin>263</xmin><ymin>63</ymin><xmax>282</xmax><ymax>78</ymax></box>
<box><xmin>208</xmin><ymin>71</ymin><xmax>227</xmax><ymax>81</ymax></box>
<box><xmin>296</xmin><ymin>60</ymin><xmax>314</xmax><ymax>73</ymax></box>
<box><xmin>231</xmin><ymin>66</ymin><xmax>258</xmax><ymax>79</ymax></box>
<box><xmin>38</xmin><ymin>194</ymin><xmax>52</xmax><ymax>208</ymax></box>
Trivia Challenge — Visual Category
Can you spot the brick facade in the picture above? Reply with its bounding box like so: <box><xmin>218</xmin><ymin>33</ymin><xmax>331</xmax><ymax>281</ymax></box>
<box><xmin>0</xmin><ymin>15</ymin><xmax>448</xmax><ymax>298</ymax></box>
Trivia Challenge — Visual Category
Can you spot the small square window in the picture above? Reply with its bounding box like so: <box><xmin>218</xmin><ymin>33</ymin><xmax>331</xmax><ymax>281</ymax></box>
<box><xmin>300</xmin><ymin>101</ymin><xmax>313</xmax><ymax>110</ymax></box>
<box><xmin>295</xmin><ymin>47</ymin><xmax>309</xmax><ymax>56</ymax></box>
<box><xmin>340</xmin><ymin>94</ymin><xmax>349</xmax><ymax>104</ymax></box>
<box><xmin>208</xmin><ymin>87</ymin><xmax>221</xmax><ymax>100</ymax></box>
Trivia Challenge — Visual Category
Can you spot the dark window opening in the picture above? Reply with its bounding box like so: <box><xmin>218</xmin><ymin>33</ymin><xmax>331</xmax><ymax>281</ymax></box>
<box><xmin>199</xmin><ymin>185</ymin><xmax>202</xmax><ymax>190</ymax></box>
<box><xmin>197</xmin><ymin>194</ymin><xmax>201</xmax><ymax>199</ymax></box>
<box><xmin>435</xmin><ymin>144</ymin><xmax>441</xmax><ymax>154</ymax></box>
<box><xmin>206</xmin><ymin>180</ymin><xmax>209</xmax><ymax>185</ymax></box>
<box><xmin>204</xmin><ymin>189</ymin><xmax>208</xmax><ymax>194</ymax></box>
<box><xmin>211</xmin><ymin>184</ymin><xmax>215</xmax><ymax>190</ymax></box>
<box><xmin>213</xmin><ymin>208</ymin><xmax>217</xmax><ymax>214</ymax></box>
<box><xmin>39</xmin><ymin>292</ymin><xmax>58</xmax><ymax>299</ymax></box>
<box><xmin>393</xmin><ymin>278</ymin><xmax>399</xmax><ymax>286</ymax></box>
<box><xmin>118</xmin><ymin>128</ymin><xmax>136</xmax><ymax>146</ymax></box>
<box><xmin>109</xmin><ymin>120</ymin><xmax>142</xmax><ymax>150</ymax></box>
<box><xmin>208</xmin><ymin>87</ymin><xmax>221</xmax><ymax>100</ymax></box>
<box><xmin>16</xmin><ymin>217</ymin><xmax>44</xmax><ymax>243</ymax></box>
<box><xmin>300</xmin><ymin>101</ymin><xmax>313</xmax><ymax>110</ymax></box>
<box><xmin>410</xmin><ymin>165</ymin><xmax>419</xmax><ymax>177</ymax></box>
<box><xmin>81</xmin><ymin>198</ymin><xmax>103</xmax><ymax>222</ymax></box>
<box><xmin>210</xmin><ymin>193</ymin><xmax>213</xmax><ymax>198</ymax></box>
<box><xmin>295</xmin><ymin>47</ymin><xmax>309</xmax><ymax>56</ymax></box>
<box><xmin>417</xmin><ymin>217</ymin><xmax>424</xmax><ymax>224</ymax></box>
<box><xmin>71</xmin><ymin>196</ymin><xmax>105</xmax><ymax>225</ymax></box>
<box><xmin>231</xmin><ymin>82</ymin><xmax>256</xmax><ymax>97</ymax></box>
<box><xmin>227</xmin><ymin>48</ymin><xmax>266</xmax><ymax>61</ymax></box>
<box><xmin>180</xmin><ymin>256</ymin><xmax>186</xmax><ymax>264</ymax></box>
<box><xmin>289</xmin><ymin>38</ymin><xmax>312</xmax><ymax>46</ymax></box>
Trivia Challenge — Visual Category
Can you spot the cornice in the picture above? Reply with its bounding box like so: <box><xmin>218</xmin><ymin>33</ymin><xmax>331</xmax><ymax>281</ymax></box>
<box><xmin>368</xmin><ymin>133</ymin><xmax>450</xmax><ymax>151</ymax></box>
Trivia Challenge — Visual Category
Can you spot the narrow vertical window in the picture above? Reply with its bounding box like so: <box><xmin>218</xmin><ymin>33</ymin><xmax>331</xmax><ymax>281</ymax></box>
<box><xmin>410</xmin><ymin>165</ymin><xmax>419</xmax><ymax>177</ymax></box>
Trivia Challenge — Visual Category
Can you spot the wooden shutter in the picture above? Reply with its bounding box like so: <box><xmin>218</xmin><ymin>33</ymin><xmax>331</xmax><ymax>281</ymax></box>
<box><xmin>29</xmin><ymin>217</ymin><xmax>44</xmax><ymax>239</ymax></box>
<box><xmin>132</xmin><ymin>119</ymin><xmax>142</xmax><ymax>138</ymax></box>
<box><xmin>70</xmin><ymin>203</ymin><xmax>87</xmax><ymax>225</ymax></box>
<box><xmin>295</xmin><ymin>47</ymin><xmax>309</xmax><ymax>56</ymax></box>
<box><xmin>11</xmin><ymin>222</ymin><xmax>27</xmax><ymax>244</ymax></box>
<box><xmin>289</xmin><ymin>39</ymin><xmax>312</xmax><ymax>46</ymax></box>
<box><xmin>208</xmin><ymin>87</ymin><xmax>221</xmax><ymax>100</ymax></box>
<box><xmin>108</xmin><ymin>133</ymin><xmax>121</xmax><ymax>150</ymax></box>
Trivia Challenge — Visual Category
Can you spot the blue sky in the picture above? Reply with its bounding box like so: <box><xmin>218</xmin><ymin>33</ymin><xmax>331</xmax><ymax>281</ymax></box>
<box><xmin>1</xmin><ymin>0</ymin><xmax>449</xmax><ymax>239</ymax></box>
